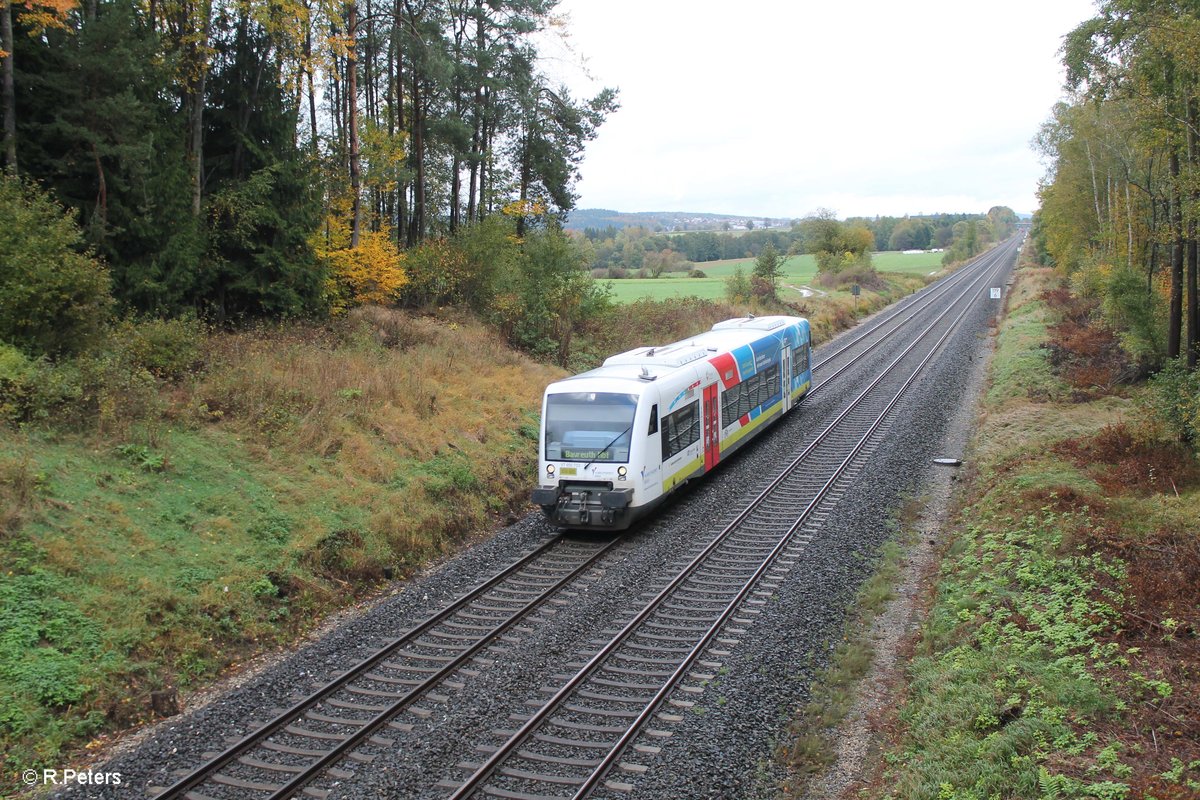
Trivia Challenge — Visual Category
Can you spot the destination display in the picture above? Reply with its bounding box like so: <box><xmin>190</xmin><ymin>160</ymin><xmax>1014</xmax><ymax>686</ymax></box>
<box><xmin>560</xmin><ymin>449</ymin><xmax>614</xmax><ymax>461</ymax></box>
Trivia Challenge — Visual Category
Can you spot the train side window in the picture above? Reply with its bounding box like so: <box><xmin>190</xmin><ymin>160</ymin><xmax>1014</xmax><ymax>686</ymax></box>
<box><xmin>648</xmin><ymin>404</ymin><xmax>658</xmax><ymax>435</ymax></box>
<box><xmin>722</xmin><ymin>384</ymin><xmax>740</xmax><ymax>427</ymax></box>
<box><xmin>662</xmin><ymin>401</ymin><xmax>699</xmax><ymax>461</ymax></box>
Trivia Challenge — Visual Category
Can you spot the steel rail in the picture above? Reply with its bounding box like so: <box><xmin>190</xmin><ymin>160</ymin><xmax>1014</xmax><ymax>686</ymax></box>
<box><xmin>155</xmin><ymin>534</ymin><xmax>621</xmax><ymax>800</ymax></box>
<box><xmin>156</xmin><ymin>238</ymin><xmax>1019</xmax><ymax>800</ymax></box>
<box><xmin>808</xmin><ymin>238</ymin><xmax>1018</xmax><ymax>393</ymax></box>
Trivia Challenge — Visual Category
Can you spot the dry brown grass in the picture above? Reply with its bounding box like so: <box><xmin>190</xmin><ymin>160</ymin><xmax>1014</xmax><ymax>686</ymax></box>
<box><xmin>195</xmin><ymin>310</ymin><xmax>559</xmax><ymax>460</ymax></box>
<box><xmin>179</xmin><ymin>307</ymin><xmax>563</xmax><ymax>582</ymax></box>
<box><xmin>974</xmin><ymin>396</ymin><xmax>1132</xmax><ymax>464</ymax></box>
<box><xmin>0</xmin><ymin>453</ymin><xmax>39</xmax><ymax>536</ymax></box>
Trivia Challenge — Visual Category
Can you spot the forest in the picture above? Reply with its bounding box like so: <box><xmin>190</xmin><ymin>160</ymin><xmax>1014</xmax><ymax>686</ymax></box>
<box><xmin>1</xmin><ymin>0</ymin><xmax>617</xmax><ymax>326</ymax></box>
<box><xmin>1034</xmin><ymin>0</ymin><xmax>1200</xmax><ymax>431</ymax></box>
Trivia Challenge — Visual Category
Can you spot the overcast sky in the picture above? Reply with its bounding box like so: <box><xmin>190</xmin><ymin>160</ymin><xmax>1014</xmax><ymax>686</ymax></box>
<box><xmin>538</xmin><ymin>0</ymin><xmax>1098</xmax><ymax>219</ymax></box>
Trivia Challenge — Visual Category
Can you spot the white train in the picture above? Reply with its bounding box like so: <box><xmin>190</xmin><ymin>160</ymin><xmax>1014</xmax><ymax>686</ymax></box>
<box><xmin>532</xmin><ymin>315</ymin><xmax>812</xmax><ymax>530</ymax></box>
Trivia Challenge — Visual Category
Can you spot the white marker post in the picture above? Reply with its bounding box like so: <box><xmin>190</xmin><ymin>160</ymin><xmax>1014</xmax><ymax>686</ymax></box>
<box><xmin>990</xmin><ymin>287</ymin><xmax>1001</xmax><ymax>299</ymax></box>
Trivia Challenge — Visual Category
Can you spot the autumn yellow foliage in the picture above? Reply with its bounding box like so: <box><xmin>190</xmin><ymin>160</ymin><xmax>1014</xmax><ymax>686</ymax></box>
<box><xmin>312</xmin><ymin>200</ymin><xmax>407</xmax><ymax>313</ymax></box>
<box><xmin>500</xmin><ymin>198</ymin><xmax>548</xmax><ymax>219</ymax></box>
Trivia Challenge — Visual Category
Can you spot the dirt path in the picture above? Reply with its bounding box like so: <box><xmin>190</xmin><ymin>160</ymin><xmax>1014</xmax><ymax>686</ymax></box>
<box><xmin>802</xmin><ymin>316</ymin><xmax>996</xmax><ymax>799</ymax></box>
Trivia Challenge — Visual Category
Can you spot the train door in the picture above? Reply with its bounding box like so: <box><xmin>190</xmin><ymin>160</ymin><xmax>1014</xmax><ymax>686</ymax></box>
<box><xmin>702</xmin><ymin>382</ymin><xmax>720</xmax><ymax>470</ymax></box>
<box><xmin>781</xmin><ymin>345</ymin><xmax>793</xmax><ymax>412</ymax></box>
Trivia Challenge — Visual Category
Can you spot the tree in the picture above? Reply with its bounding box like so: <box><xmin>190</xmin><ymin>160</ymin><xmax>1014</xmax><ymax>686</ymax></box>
<box><xmin>1061</xmin><ymin>0</ymin><xmax>1200</xmax><ymax>367</ymax></box>
<box><xmin>752</xmin><ymin>242</ymin><xmax>784</xmax><ymax>299</ymax></box>
<box><xmin>724</xmin><ymin>265</ymin><xmax>751</xmax><ymax>304</ymax></box>
<box><xmin>887</xmin><ymin>218</ymin><xmax>932</xmax><ymax>251</ymax></box>
<box><xmin>0</xmin><ymin>177</ymin><xmax>111</xmax><ymax>356</ymax></box>
<box><xmin>801</xmin><ymin>211</ymin><xmax>873</xmax><ymax>276</ymax></box>
<box><xmin>508</xmin><ymin>79</ymin><xmax>618</xmax><ymax>236</ymax></box>
<box><xmin>2</xmin><ymin>0</ymin><xmax>77</xmax><ymax>174</ymax></box>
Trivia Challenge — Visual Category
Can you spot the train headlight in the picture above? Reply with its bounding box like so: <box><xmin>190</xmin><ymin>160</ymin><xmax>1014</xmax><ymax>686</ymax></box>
<box><xmin>617</xmin><ymin>466</ymin><xmax>627</xmax><ymax>479</ymax></box>
<box><xmin>546</xmin><ymin>464</ymin><xmax>555</xmax><ymax>476</ymax></box>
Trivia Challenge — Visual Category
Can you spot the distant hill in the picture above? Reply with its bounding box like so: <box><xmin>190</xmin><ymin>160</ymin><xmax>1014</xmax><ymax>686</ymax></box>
<box><xmin>566</xmin><ymin>208</ymin><xmax>792</xmax><ymax>233</ymax></box>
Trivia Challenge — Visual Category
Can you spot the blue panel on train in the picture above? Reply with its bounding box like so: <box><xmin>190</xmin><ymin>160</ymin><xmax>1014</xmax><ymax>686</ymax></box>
<box><xmin>733</xmin><ymin>345</ymin><xmax>755</xmax><ymax>379</ymax></box>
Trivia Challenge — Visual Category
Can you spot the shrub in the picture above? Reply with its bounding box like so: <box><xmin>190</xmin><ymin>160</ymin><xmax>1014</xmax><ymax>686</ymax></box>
<box><xmin>400</xmin><ymin>236</ymin><xmax>471</xmax><ymax>307</ymax></box>
<box><xmin>815</xmin><ymin>263</ymin><xmax>882</xmax><ymax>291</ymax></box>
<box><xmin>689</xmin><ymin>269</ymin><xmax>707</xmax><ymax>278</ymax></box>
<box><xmin>109</xmin><ymin>317</ymin><xmax>204</xmax><ymax>381</ymax></box>
<box><xmin>1147</xmin><ymin>359</ymin><xmax>1200</xmax><ymax>446</ymax></box>
<box><xmin>321</xmin><ymin>230</ymin><xmax>408</xmax><ymax>312</ymax></box>
<box><xmin>74</xmin><ymin>348</ymin><xmax>161</xmax><ymax>434</ymax></box>
<box><xmin>725</xmin><ymin>266</ymin><xmax>752</xmax><ymax>303</ymax></box>
<box><xmin>0</xmin><ymin>178</ymin><xmax>113</xmax><ymax>357</ymax></box>
<box><xmin>0</xmin><ymin>343</ymin><xmax>81</xmax><ymax>424</ymax></box>
<box><xmin>1101</xmin><ymin>263</ymin><xmax>1166</xmax><ymax>367</ymax></box>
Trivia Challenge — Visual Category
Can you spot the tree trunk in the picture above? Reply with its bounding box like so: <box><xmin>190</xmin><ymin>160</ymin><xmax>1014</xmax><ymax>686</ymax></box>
<box><xmin>407</xmin><ymin>73</ymin><xmax>424</xmax><ymax>246</ymax></box>
<box><xmin>481</xmin><ymin>87</ymin><xmax>492</xmax><ymax>219</ymax></box>
<box><xmin>92</xmin><ymin>142</ymin><xmax>107</xmax><ymax>230</ymax></box>
<box><xmin>1169</xmin><ymin>148</ymin><xmax>1184</xmax><ymax>360</ymax></box>
<box><xmin>306</xmin><ymin>19</ymin><xmax>318</xmax><ymax>151</ymax></box>
<box><xmin>188</xmin><ymin>0</ymin><xmax>213</xmax><ymax>217</ymax></box>
<box><xmin>3</xmin><ymin>0</ymin><xmax>18</xmax><ymax>174</ymax></box>
<box><xmin>1124</xmin><ymin>179</ymin><xmax>1133</xmax><ymax>270</ymax></box>
<box><xmin>1086</xmin><ymin>140</ymin><xmax>1102</xmax><ymax>230</ymax></box>
<box><xmin>516</xmin><ymin>130</ymin><xmax>530</xmax><ymax>238</ymax></box>
<box><xmin>467</xmin><ymin>0</ymin><xmax>484</xmax><ymax>223</ymax></box>
<box><xmin>348</xmin><ymin>2</ymin><xmax>361</xmax><ymax>248</ymax></box>
<box><xmin>1187</xmin><ymin>94</ymin><xmax>1199</xmax><ymax>369</ymax></box>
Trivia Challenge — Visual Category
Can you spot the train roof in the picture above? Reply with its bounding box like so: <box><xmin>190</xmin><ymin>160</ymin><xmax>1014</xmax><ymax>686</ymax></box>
<box><xmin>544</xmin><ymin>316</ymin><xmax>807</xmax><ymax>393</ymax></box>
<box><xmin>602</xmin><ymin>316</ymin><xmax>804</xmax><ymax>367</ymax></box>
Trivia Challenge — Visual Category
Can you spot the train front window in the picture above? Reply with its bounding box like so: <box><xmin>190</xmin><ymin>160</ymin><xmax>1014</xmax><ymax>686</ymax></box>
<box><xmin>544</xmin><ymin>392</ymin><xmax>639</xmax><ymax>463</ymax></box>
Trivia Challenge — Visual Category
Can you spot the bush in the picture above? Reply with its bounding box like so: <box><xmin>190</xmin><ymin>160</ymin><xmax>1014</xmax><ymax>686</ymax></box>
<box><xmin>815</xmin><ymin>263</ymin><xmax>883</xmax><ymax>291</ymax></box>
<box><xmin>74</xmin><ymin>348</ymin><xmax>161</xmax><ymax>434</ymax></box>
<box><xmin>725</xmin><ymin>266</ymin><xmax>752</xmax><ymax>303</ymax></box>
<box><xmin>109</xmin><ymin>317</ymin><xmax>205</xmax><ymax>381</ymax></box>
<box><xmin>0</xmin><ymin>343</ymin><xmax>81</xmax><ymax>424</ymax></box>
<box><xmin>689</xmin><ymin>269</ymin><xmax>707</xmax><ymax>278</ymax></box>
<box><xmin>0</xmin><ymin>178</ymin><xmax>113</xmax><ymax>357</ymax></box>
<box><xmin>1147</xmin><ymin>359</ymin><xmax>1200</xmax><ymax>445</ymax></box>
<box><xmin>1101</xmin><ymin>263</ymin><xmax>1165</xmax><ymax>367</ymax></box>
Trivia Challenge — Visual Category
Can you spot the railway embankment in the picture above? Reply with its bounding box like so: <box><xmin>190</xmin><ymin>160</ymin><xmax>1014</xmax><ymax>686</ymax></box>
<box><xmin>786</xmin><ymin>252</ymin><xmax>1200</xmax><ymax>796</ymax></box>
<box><xmin>1</xmin><ymin>284</ymin><xmax>917</xmax><ymax>796</ymax></box>
<box><xmin>0</xmin><ymin>311</ymin><xmax>567</xmax><ymax>791</ymax></box>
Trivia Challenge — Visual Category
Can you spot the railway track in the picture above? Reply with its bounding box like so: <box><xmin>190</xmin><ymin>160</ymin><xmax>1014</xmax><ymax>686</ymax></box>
<box><xmin>147</xmin><ymin>239</ymin><xmax>1017</xmax><ymax>800</ymax></box>
<box><xmin>810</xmin><ymin>239</ymin><xmax>1018</xmax><ymax>385</ymax></box>
<box><xmin>436</xmin><ymin>240</ymin><xmax>1015</xmax><ymax>800</ymax></box>
<box><xmin>152</xmin><ymin>535</ymin><xmax>622</xmax><ymax>800</ymax></box>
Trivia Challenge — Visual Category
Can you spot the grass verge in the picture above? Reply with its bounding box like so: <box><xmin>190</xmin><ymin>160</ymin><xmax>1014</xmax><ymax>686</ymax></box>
<box><xmin>778</xmin><ymin>532</ymin><xmax>910</xmax><ymax>788</ymax></box>
<box><xmin>874</xmin><ymin>255</ymin><xmax>1200</xmax><ymax>798</ymax></box>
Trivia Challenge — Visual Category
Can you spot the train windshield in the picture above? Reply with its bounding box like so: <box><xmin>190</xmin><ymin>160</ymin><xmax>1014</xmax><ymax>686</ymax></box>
<box><xmin>544</xmin><ymin>392</ymin><xmax>639</xmax><ymax>464</ymax></box>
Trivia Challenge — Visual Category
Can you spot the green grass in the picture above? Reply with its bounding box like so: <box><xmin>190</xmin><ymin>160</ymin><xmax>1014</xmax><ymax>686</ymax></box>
<box><xmin>875</xmin><ymin>259</ymin><xmax>1193</xmax><ymax>799</ymax></box>
<box><xmin>603</xmin><ymin>276</ymin><xmax>730</xmax><ymax>303</ymax></box>
<box><xmin>871</xmin><ymin>250</ymin><xmax>946</xmax><ymax>274</ymax></box>
<box><xmin>984</xmin><ymin>273</ymin><xmax>1071</xmax><ymax>407</ymax></box>
<box><xmin>603</xmin><ymin>251</ymin><xmax>944</xmax><ymax>305</ymax></box>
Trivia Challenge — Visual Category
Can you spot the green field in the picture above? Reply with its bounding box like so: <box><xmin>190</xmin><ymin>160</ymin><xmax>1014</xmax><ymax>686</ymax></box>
<box><xmin>603</xmin><ymin>251</ymin><xmax>945</xmax><ymax>304</ymax></box>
